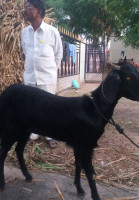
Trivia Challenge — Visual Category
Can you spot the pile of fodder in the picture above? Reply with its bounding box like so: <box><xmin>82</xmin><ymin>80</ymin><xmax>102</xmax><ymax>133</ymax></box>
<box><xmin>0</xmin><ymin>0</ymin><xmax>55</xmax><ymax>93</ymax></box>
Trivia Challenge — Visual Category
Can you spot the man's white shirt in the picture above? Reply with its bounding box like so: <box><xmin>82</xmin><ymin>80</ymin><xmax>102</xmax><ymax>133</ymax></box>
<box><xmin>21</xmin><ymin>21</ymin><xmax>63</xmax><ymax>85</ymax></box>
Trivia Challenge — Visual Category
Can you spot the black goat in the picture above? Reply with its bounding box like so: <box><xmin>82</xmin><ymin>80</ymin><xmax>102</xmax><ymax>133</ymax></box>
<box><xmin>0</xmin><ymin>64</ymin><xmax>139</xmax><ymax>200</ymax></box>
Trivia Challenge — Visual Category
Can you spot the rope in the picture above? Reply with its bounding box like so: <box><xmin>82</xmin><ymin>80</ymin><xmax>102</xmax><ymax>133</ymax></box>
<box><xmin>92</xmin><ymin>98</ymin><xmax>139</xmax><ymax>149</ymax></box>
<box><xmin>110</xmin><ymin>118</ymin><xmax>139</xmax><ymax>148</ymax></box>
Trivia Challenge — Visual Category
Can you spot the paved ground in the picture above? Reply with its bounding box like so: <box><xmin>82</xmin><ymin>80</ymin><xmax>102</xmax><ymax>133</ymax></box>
<box><xmin>0</xmin><ymin>166</ymin><xmax>139</xmax><ymax>200</ymax></box>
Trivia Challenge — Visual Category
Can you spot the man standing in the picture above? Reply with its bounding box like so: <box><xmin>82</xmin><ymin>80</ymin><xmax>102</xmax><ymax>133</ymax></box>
<box><xmin>21</xmin><ymin>0</ymin><xmax>63</xmax><ymax>148</ymax></box>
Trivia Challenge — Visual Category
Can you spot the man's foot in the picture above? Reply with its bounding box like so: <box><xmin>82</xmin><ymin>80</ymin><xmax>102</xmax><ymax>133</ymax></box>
<box><xmin>27</xmin><ymin>138</ymin><xmax>34</xmax><ymax>145</ymax></box>
<box><xmin>48</xmin><ymin>139</ymin><xmax>58</xmax><ymax>149</ymax></box>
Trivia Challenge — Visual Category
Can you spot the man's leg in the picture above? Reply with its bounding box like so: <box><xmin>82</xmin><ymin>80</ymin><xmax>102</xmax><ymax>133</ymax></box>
<box><xmin>25</xmin><ymin>84</ymin><xmax>39</xmax><ymax>141</ymax></box>
<box><xmin>36</xmin><ymin>84</ymin><xmax>58</xmax><ymax>149</ymax></box>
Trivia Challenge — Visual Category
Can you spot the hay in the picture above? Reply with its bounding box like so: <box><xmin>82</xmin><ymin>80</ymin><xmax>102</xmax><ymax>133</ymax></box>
<box><xmin>0</xmin><ymin>0</ymin><xmax>55</xmax><ymax>93</ymax></box>
<box><xmin>6</xmin><ymin>136</ymin><xmax>139</xmax><ymax>190</ymax></box>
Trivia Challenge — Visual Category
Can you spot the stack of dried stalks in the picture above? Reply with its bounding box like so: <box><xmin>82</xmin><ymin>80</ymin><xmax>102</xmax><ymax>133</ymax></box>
<box><xmin>0</xmin><ymin>0</ymin><xmax>55</xmax><ymax>93</ymax></box>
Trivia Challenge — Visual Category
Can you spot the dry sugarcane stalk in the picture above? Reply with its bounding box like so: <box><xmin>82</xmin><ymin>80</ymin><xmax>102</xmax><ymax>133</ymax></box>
<box><xmin>54</xmin><ymin>180</ymin><xmax>65</xmax><ymax>200</ymax></box>
<box><xmin>103</xmin><ymin>156</ymin><xmax>126</xmax><ymax>167</ymax></box>
<box><xmin>110</xmin><ymin>171</ymin><xmax>139</xmax><ymax>181</ymax></box>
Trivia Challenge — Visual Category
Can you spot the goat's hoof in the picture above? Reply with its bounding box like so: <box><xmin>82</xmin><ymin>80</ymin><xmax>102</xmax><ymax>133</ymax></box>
<box><xmin>75</xmin><ymin>183</ymin><xmax>85</xmax><ymax>196</ymax></box>
<box><xmin>92</xmin><ymin>195</ymin><xmax>101</xmax><ymax>200</ymax></box>
<box><xmin>26</xmin><ymin>174</ymin><xmax>32</xmax><ymax>182</ymax></box>
<box><xmin>77</xmin><ymin>188</ymin><xmax>85</xmax><ymax>196</ymax></box>
<box><xmin>0</xmin><ymin>183</ymin><xmax>5</xmax><ymax>192</ymax></box>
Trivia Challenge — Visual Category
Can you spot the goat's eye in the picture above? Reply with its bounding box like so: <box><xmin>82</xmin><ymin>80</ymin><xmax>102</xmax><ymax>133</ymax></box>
<box><xmin>126</xmin><ymin>77</ymin><xmax>131</xmax><ymax>81</ymax></box>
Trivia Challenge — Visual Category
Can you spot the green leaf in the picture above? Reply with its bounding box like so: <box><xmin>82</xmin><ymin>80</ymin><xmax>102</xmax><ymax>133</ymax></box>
<box><xmin>131</xmin><ymin>153</ymin><xmax>139</xmax><ymax>156</ymax></box>
<box><xmin>36</xmin><ymin>162</ymin><xmax>59</xmax><ymax>170</ymax></box>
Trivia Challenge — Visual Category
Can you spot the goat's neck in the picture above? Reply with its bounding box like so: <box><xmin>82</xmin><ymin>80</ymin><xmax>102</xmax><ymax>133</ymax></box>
<box><xmin>92</xmin><ymin>85</ymin><xmax>119</xmax><ymax>120</ymax></box>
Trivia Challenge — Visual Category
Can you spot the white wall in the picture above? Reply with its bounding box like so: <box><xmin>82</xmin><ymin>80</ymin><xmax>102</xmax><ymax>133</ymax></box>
<box><xmin>57</xmin><ymin>74</ymin><xmax>80</xmax><ymax>93</ymax></box>
<box><xmin>109</xmin><ymin>37</ymin><xmax>139</xmax><ymax>64</ymax></box>
<box><xmin>80</xmin><ymin>42</ymin><xmax>86</xmax><ymax>83</ymax></box>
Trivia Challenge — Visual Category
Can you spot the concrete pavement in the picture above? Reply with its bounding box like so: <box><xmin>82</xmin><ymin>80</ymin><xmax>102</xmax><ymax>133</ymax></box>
<box><xmin>0</xmin><ymin>166</ymin><xmax>139</xmax><ymax>200</ymax></box>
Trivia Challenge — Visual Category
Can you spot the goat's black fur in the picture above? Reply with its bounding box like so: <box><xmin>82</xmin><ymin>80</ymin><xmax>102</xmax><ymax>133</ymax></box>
<box><xmin>0</xmin><ymin>65</ymin><xmax>139</xmax><ymax>200</ymax></box>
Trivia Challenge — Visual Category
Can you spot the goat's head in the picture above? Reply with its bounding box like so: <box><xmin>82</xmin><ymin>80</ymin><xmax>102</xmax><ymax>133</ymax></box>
<box><xmin>102</xmin><ymin>64</ymin><xmax>139</xmax><ymax>103</ymax></box>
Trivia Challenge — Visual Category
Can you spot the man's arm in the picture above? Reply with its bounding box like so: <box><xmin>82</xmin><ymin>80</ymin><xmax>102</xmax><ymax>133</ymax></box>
<box><xmin>54</xmin><ymin>30</ymin><xmax>63</xmax><ymax>69</ymax></box>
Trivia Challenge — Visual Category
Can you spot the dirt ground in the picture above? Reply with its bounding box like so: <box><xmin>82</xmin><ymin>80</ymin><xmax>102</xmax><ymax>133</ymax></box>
<box><xmin>6</xmin><ymin>69</ymin><xmax>139</xmax><ymax>192</ymax></box>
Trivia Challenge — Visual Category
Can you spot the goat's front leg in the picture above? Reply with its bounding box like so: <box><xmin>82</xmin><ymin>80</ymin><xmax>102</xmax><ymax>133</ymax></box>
<box><xmin>15</xmin><ymin>136</ymin><xmax>32</xmax><ymax>181</ymax></box>
<box><xmin>81</xmin><ymin>149</ymin><xmax>101</xmax><ymax>200</ymax></box>
<box><xmin>73</xmin><ymin>147</ymin><xmax>85</xmax><ymax>196</ymax></box>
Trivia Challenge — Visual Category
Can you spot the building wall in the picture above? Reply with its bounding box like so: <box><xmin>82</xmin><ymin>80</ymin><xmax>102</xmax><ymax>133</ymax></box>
<box><xmin>79</xmin><ymin>43</ymin><xmax>86</xmax><ymax>83</ymax></box>
<box><xmin>109</xmin><ymin>37</ymin><xmax>139</xmax><ymax>64</ymax></box>
<box><xmin>57</xmin><ymin>42</ymin><xmax>86</xmax><ymax>93</ymax></box>
<box><xmin>57</xmin><ymin>74</ymin><xmax>80</xmax><ymax>93</ymax></box>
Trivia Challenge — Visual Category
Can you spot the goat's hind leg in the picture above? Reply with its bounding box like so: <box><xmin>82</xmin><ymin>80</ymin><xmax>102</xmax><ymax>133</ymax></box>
<box><xmin>73</xmin><ymin>147</ymin><xmax>85</xmax><ymax>196</ymax></box>
<box><xmin>15</xmin><ymin>136</ymin><xmax>32</xmax><ymax>181</ymax></box>
<box><xmin>0</xmin><ymin>138</ymin><xmax>15</xmax><ymax>191</ymax></box>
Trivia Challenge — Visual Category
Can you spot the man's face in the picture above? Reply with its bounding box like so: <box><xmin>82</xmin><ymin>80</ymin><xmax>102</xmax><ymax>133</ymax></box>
<box><xmin>24</xmin><ymin>2</ymin><xmax>39</xmax><ymax>22</ymax></box>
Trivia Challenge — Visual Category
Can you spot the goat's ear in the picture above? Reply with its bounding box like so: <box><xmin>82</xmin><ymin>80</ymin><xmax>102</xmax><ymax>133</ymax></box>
<box><xmin>103</xmin><ymin>70</ymin><xmax>121</xmax><ymax>104</ymax></box>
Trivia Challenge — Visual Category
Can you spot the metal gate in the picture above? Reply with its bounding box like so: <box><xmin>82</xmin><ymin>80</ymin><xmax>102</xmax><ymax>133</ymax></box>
<box><xmin>58</xmin><ymin>41</ymin><xmax>80</xmax><ymax>77</ymax></box>
<box><xmin>85</xmin><ymin>44</ymin><xmax>105</xmax><ymax>82</ymax></box>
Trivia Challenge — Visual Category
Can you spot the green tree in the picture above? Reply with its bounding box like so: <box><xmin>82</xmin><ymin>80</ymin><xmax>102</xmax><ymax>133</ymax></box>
<box><xmin>44</xmin><ymin>0</ymin><xmax>139</xmax><ymax>48</ymax></box>
<box><xmin>44</xmin><ymin>0</ymin><xmax>67</xmax><ymax>27</ymax></box>
<box><xmin>97</xmin><ymin>0</ymin><xmax>139</xmax><ymax>48</ymax></box>
<box><xmin>62</xmin><ymin>0</ymin><xmax>105</xmax><ymax>42</ymax></box>
<box><xmin>113</xmin><ymin>0</ymin><xmax>139</xmax><ymax>48</ymax></box>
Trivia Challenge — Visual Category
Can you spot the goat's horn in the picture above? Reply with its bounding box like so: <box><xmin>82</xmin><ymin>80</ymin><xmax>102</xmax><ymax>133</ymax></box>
<box><xmin>111</xmin><ymin>63</ymin><xmax>120</xmax><ymax>70</ymax></box>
